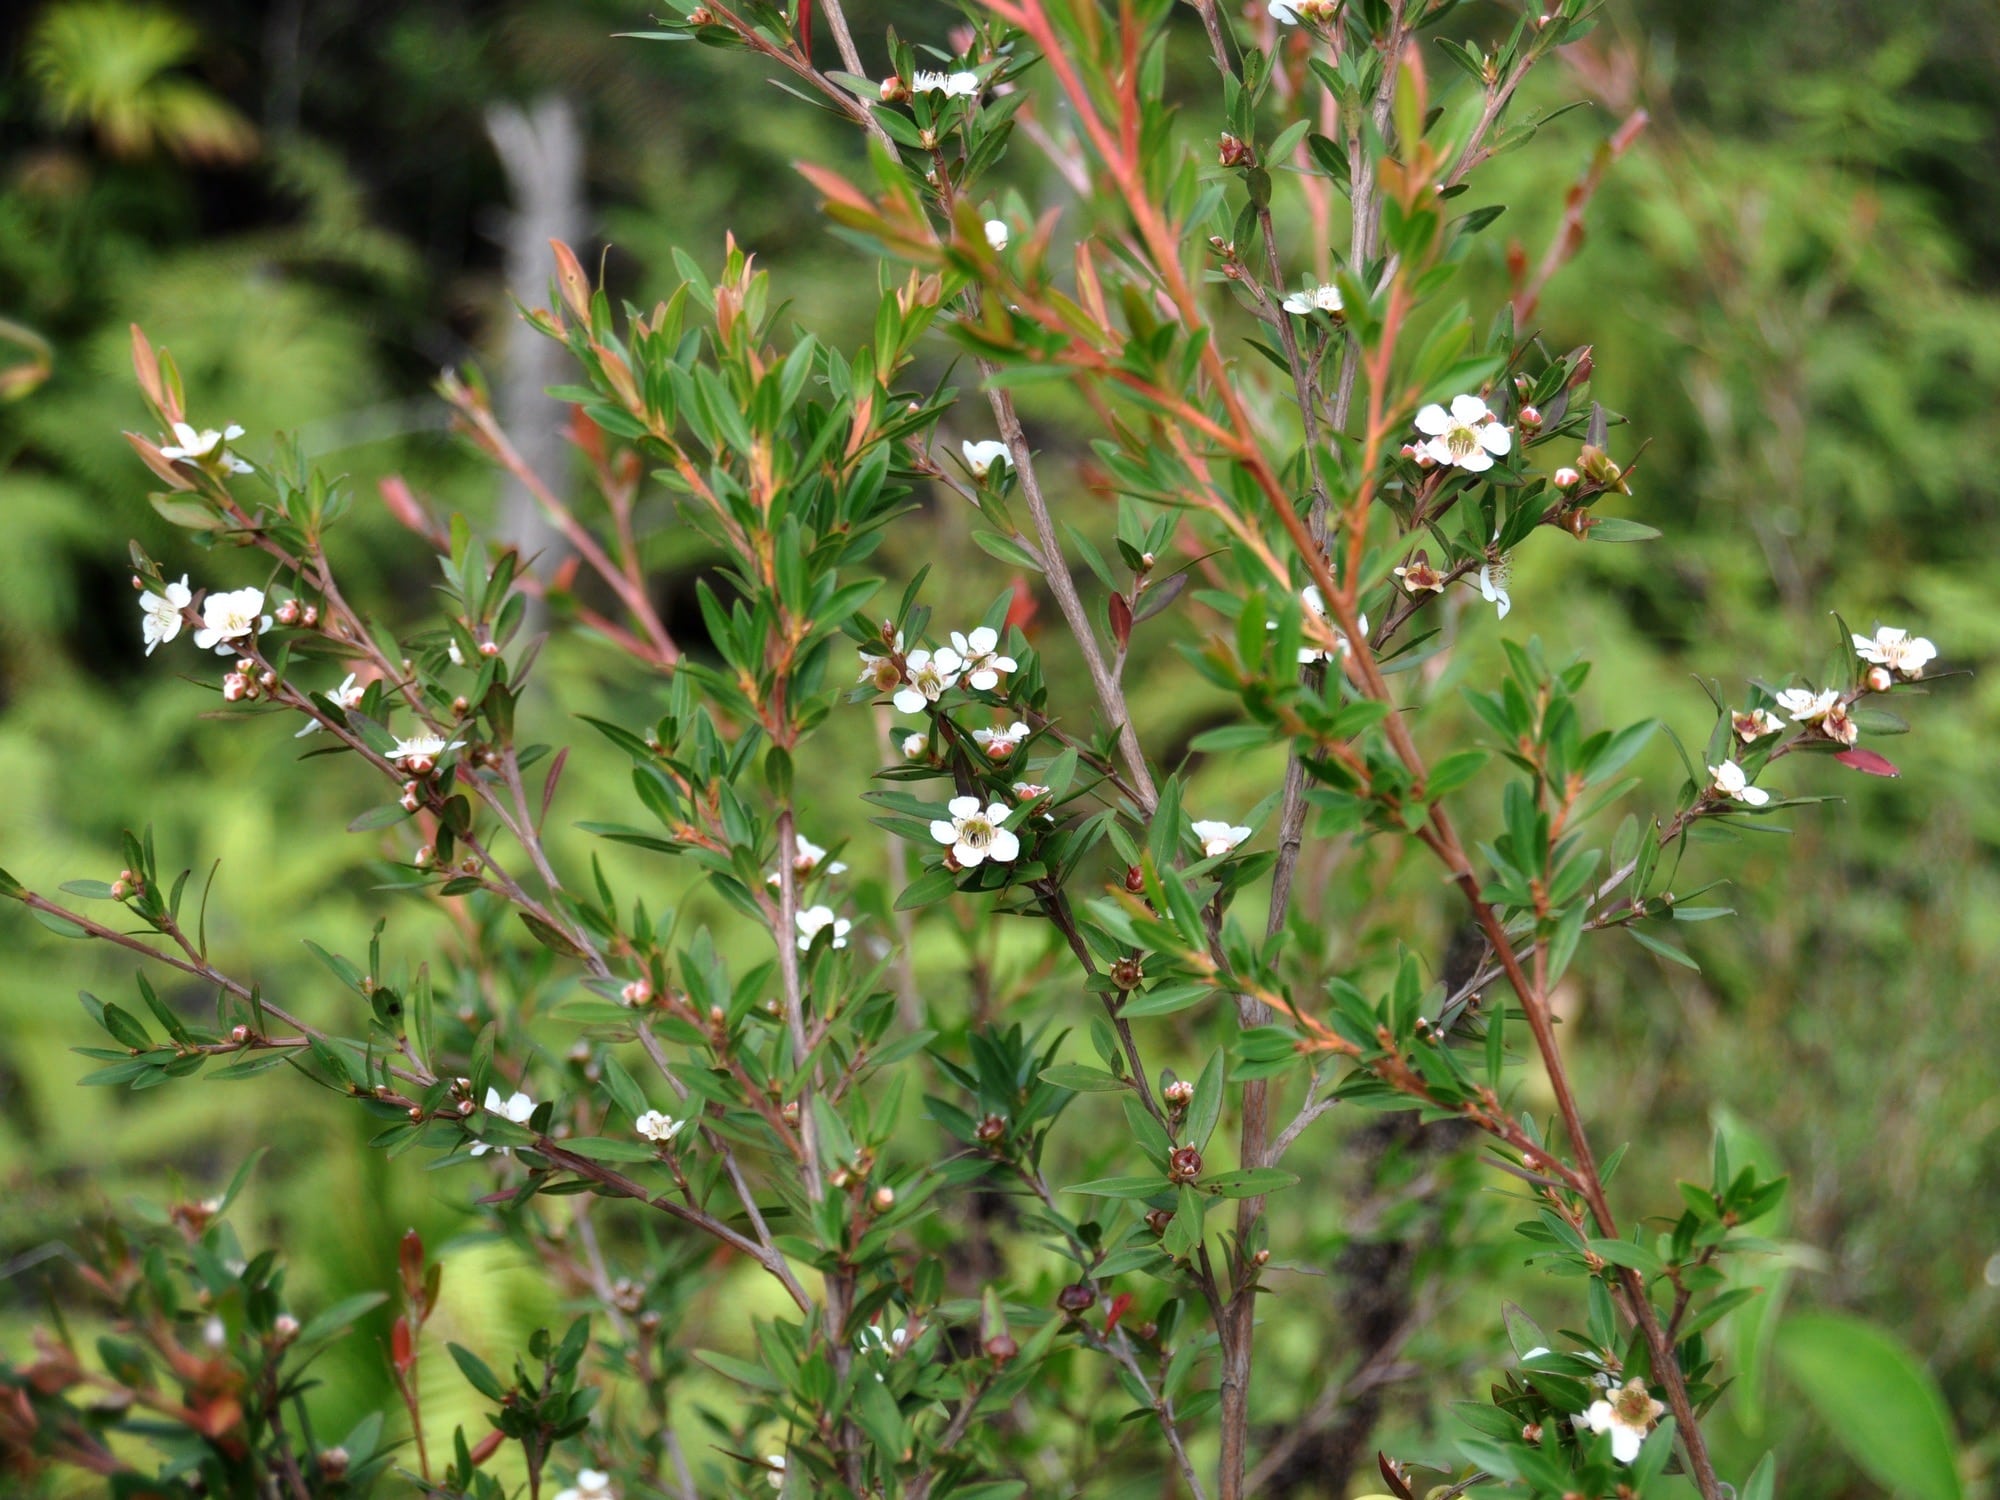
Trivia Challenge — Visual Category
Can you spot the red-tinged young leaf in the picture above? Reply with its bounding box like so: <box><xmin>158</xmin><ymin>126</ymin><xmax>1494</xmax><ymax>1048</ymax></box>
<box><xmin>1834</xmin><ymin>747</ymin><xmax>1899</xmax><ymax>777</ymax></box>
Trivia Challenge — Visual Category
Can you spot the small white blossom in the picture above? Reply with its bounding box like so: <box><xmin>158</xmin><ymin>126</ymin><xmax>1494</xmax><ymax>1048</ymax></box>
<box><xmin>796</xmin><ymin>905</ymin><xmax>852</xmax><ymax>951</ymax></box>
<box><xmin>1476</xmin><ymin>560</ymin><xmax>1512</xmax><ymax>619</ymax></box>
<box><xmin>857</xmin><ymin>1323</ymin><xmax>910</xmax><ymax>1356</ymax></box>
<box><xmin>159</xmin><ymin>421</ymin><xmax>253</xmax><ymax>474</ymax></box>
<box><xmin>1412</xmin><ymin>393</ymin><xmax>1513</xmax><ymax>472</ymax></box>
<box><xmin>295</xmin><ymin>673</ymin><xmax>365</xmax><ymax>737</ymax></box>
<box><xmin>389</xmin><ymin>734</ymin><xmax>466</xmax><ymax>765</ymax></box>
<box><xmin>950</xmin><ymin>626</ymin><xmax>1017</xmax><ymax>690</ymax></box>
<box><xmin>767</xmin><ymin>835</ymin><xmax>848</xmax><ymax>887</ymax></box>
<box><xmin>192</xmin><ymin>586</ymin><xmax>272</xmax><ymax>654</ymax></box>
<box><xmin>140</xmin><ymin>575</ymin><xmax>192</xmax><ymax>655</ymax></box>
<box><xmin>1774</xmin><ymin>687</ymin><xmax>1838</xmax><ymax>724</ymax></box>
<box><xmin>765</xmin><ymin>1455</ymin><xmax>786</xmax><ymax>1491</ymax></box>
<box><xmin>930</xmin><ymin>796</ymin><xmax>1020</xmax><ymax>867</ymax></box>
<box><xmin>984</xmin><ymin>218</ymin><xmax>1010</xmax><ymax>251</ymax></box>
<box><xmin>553</xmin><ymin>1470</ymin><xmax>617</xmax><ymax>1500</ymax></box>
<box><xmin>1281</xmin><ymin>283</ymin><xmax>1343</xmax><ymax>316</ymax></box>
<box><xmin>1732</xmin><ymin>707</ymin><xmax>1784</xmax><ymax>742</ymax></box>
<box><xmin>1269</xmin><ymin>0</ymin><xmax>1336</xmax><ymax>20</ymax></box>
<box><xmin>912</xmin><ymin>70</ymin><xmax>980</xmax><ymax>98</ymax></box>
<box><xmin>1290</xmin><ymin>585</ymin><xmax>1365</xmax><ymax>663</ymax></box>
<box><xmin>1708</xmin><ymin>759</ymin><xmax>1771</xmax><ymax>808</ymax></box>
<box><xmin>1852</xmin><ymin>626</ymin><xmax>1936</xmax><ymax>681</ymax></box>
<box><xmin>892</xmin><ymin>647</ymin><xmax>963</xmax><ymax>714</ymax></box>
<box><xmin>471</xmin><ymin>1087</ymin><xmax>535</xmax><ymax>1156</ymax></box>
<box><xmin>961</xmin><ymin>439</ymin><xmax>1013</xmax><ymax>479</ymax></box>
<box><xmin>1191</xmin><ymin>820</ymin><xmax>1252</xmax><ymax>858</ymax></box>
<box><xmin>635</xmin><ymin>1111</ymin><xmax>685</xmax><ymax>1145</ymax></box>
<box><xmin>973</xmin><ymin>721</ymin><xmax>1031</xmax><ymax>759</ymax></box>
<box><xmin>902</xmin><ymin>731</ymin><xmax>929</xmax><ymax>760</ymax></box>
<box><xmin>1585</xmin><ymin>1377</ymin><xmax>1666</xmax><ymax>1465</ymax></box>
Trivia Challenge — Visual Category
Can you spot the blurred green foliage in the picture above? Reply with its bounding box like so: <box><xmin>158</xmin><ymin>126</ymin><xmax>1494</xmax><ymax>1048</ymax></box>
<box><xmin>1</xmin><ymin>1</ymin><xmax>1994</xmax><ymax>1495</ymax></box>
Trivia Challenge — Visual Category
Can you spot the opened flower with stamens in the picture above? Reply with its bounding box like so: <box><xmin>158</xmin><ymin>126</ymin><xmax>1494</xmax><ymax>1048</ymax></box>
<box><xmin>635</xmin><ymin>1110</ymin><xmax>685</xmax><ymax>1145</ymax></box>
<box><xmin>192</xmin><ymin>586</ymin><xmax>272</xmax><ymax>654</ymax></box>
<box><xmin>1393</xmin><ymin>556</ymin><xmax>1446</xmax><ymax>594</ymax></box>
<box><xmin>931</xmin><ymin>797</ymin><xmax>1020</xmax><ymax>867</ymax></box>
<box><xmin>471</xmin><ymin>1088</ymin><xmax>535</xmax><ymax>1156</ymax></box>
<box><xmin>1774</xmin><ymin>686</ymin><xmax>1838</xmax><ymax>725</ymax></box>
<box><xmin>295</xmin><ymin>673</ymin><xmax>366</xmax><ymax>737</ymax></box>
<box><xmin>1732</xmin><ymin>707</ymin><xmax>1784</xmax><ymax>742</ymax></box>
<box><xmin>796</xmin><ymin>905</ymin><xmax>851</xmax><ymax>951</ymax></box>
<box><xmin>159</xmin><ymin>421</ymin><xmax>253</xmax><ymax>475</ymax></box>
<box><xmin>1191</xmin><ymin>820</ymin><xmax>1251</xmax><ymax>858</ymax></box>
<box><xmin>973</xmin><ymin>721</ymin><xmax>1030</xmax><ymax>759</ymax></box>
<box><xmin>961</xmin><ymin>439</ymin><xmax>1012</xmax><ymax>479</ymax></box>
<box><xmin>892</xmin><ymin>646</ymin><xmax>962</xmax><ymax>714</ymax></box>
<box><xmin>950</xmin><ymin>626</ymin><xmax>1017</xmax><ymax>690</ymax></box>
<box><xmin>1584</xmin><ymin>1377</ymin><xmax>1666</xmax><ymax>1465</ymax></box>
<box><xmin>1476</xmin><ymin>558</ymin><xmax>1512</xmax><ymax>619</ymax></box>
<box><xmin>1852</xmin><ymin>625</ymin><xmax>1936</xmax><ymax>681</ymax></box>
<box><xmin>1413</xmin><ymin>393</ymin><xmax>1513</xmax><ymax>472</ymax></box>
<box><xmin>1709</xmin><ymin>759</ymin><xmax>1771</xmax><ymax>807</ymax></box>
<box><xmin>912</xmin><ymin>69</ymin><xmax>980</xmax><ymax>98</ymax></box>
<box><xmin>389</xmin><ymin>734</ymin><xmax>465</xmax><ymax>774</ymax></box>
<box><xmin>1281</xmin><ymin>283</ymin><xmax>1343</xmax><ymax>316</ymax></box>
<box><xmin>140</xmin><ymin>575</ymin><xmax>191</xmax><ymax>655</ymax></box>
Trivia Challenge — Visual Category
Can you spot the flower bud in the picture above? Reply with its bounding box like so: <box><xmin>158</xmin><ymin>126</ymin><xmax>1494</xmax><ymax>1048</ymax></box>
<box><xmin>230</xmin><ymin>1024</ymin><xmax>250</xmax><ymax>1043</ymax></box>
<box><xmin>110</xmin><ymin>878</ymin><xmax>129</xmax><ymax>900</ymax></box>
<box><xmin>1123</xmin><ymin>865</ymin><xmax>1146</xmax><ymax>895</ymax></box>
<box><xmin>1110</xmin><ymin>956</ymin><xmax>1144</xmax><ymax>991</ymax></box>
<box><xmin>1866</xmin><ymin>665</ymin><xmax>1893</xmax><ymax>693</ymax></box>
<box><xmin>1162</xmin><ymin>1079</ymin><xmax>1194</xmax><ymax>1107</ymax></box>
<box><xmin>1552</xmin><ymin>466</ymin><xmax>1580</xmax><ymax>489</ymax></box>
<box><xmin>984</xmin><ymin>1333</ymin><xmax>1018</xmax><ymax>1361</ymax></box>
<box><xmin>879</xmin><ymin>75</ymin><xmax>908</xmax><ymax>103</ymax></box>
<box><xmin>302</xmin><ymin>605</ymin><xmax>319</xmax><ymax>628</ymax></box>
<box><xmin>873</xmin><ymin>1186</ymin><xmax>896</xmax><ymax>1210</ymax></box>
<box><xmin>621</xmin><ymin>978</ymin><xmax>653</xmax><ymax>1006</ymax></box>
<box><xmin>221</xmin><ymin>672</ymin><xmax>251</xmax><ymax>702</ymax></box>
<box><xmin>274</xmin><ymin>1314</ymin><xmax>299</xmax><ymax>1342</ymax></box>
<box><xmin>413</xmin><ymin>845</ymin><xmax>434</xmax><ymax>868</ymax></box>
<box><xmin>479</xmin><ymin>641</ymin><xmax>500</xmax><ymax>657</ymax></box>
<box><xmin>1517</xmin><ymin>404</ymin><xmax>1542</xmax><ymax>433</ymax></box>
<box><xmin>318</xmin><ymin>1448</ymin><xmax>349</xmax><ymax>1480</ymax></box>
<box><xmin>452</xmin><ymin>696</ymin><xmax>470</xmax><ymax>716</ymax></box>
<box><xmin>1168</xmin><ymin>1145</ymin><xmax>1204</xmax><ymax>1183</ymax></box>
<box><xmin>976</xmin><ymin>1113</ymin><xmax>1007</xmax><ymax>1144</ymax></box>
<box><xmin>1217</xmin><ymin>133</ymin><xmax>1251</xmax><ymax>168</ymax></box>
<box><xmin>275</xmin><ymin>599</ymin><xmax>301</xmax><ymax>626</ymax></box>
<box><xmin>1145</xmin><ymin>1207</ymin><xmax>1174</xmax><ymax>1236</ymax></box>
<box><xmin>1056</xmin><ymin>1283</ymin><xmax>1097</xmax><ymax>1314</ymax></box>
<box><xmin>400</xmin><ymin>791</ymin><xmax>421</xmax><ymax>813</ymax></box>
<box><xmin>408</xmin><ymin>1105</ymin><xmax>424</xmax><ymax>1121</ymax></box>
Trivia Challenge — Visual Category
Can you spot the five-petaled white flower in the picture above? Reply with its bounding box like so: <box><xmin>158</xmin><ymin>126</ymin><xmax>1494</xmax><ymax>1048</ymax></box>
<box><xmin>1585</xmin><ymin>1377</ymin><xmax>1666</xmax><ymax>1465</ymax></box>
<box><xmin>1281</xmin><ymin>283</ymin><xmax>1343</xmax><ymax>316</ymax></box>
<box><xmin>159</xmin><ymin>421</ymin><xmax>253</xmax><ymax>474</ymax></box>
<box><xmin>1732</xmin><ymin>708</ymin><xmax>1784</xmax><ymax>742</ymax></box>
<box><xmin>1413</xmin><ymin>394</ymin><xmax>1513</xmax><ymax>472</ymax></box>
<box><xmin>140</xmin><ymin>575</ymin><xmax>192</xmax><ymax>655</ymax></box>
<box><xmin>553</xmin><ymin>1469</ymin><xmax>617</xmax><ymax>1500</ymax></box>
<box><xmin>796</xmin><ymin>905</ymin><xmax>851</xmax><ymax>951</ymax></box>
<box><xmin>950</xmin><ymin>626</ymin><xmax>1017</xmax><ymax>690</ymax></box>
<box><xmin>193</xmin><ymin>587</ymin><xmax>272</xmax><ymax>654</ymax></box>
<box><xmin>295</xmin><ymin>673</ymin><xmax>366</xmax><ymax>737</ymax></box>
<box><xmin>1708</xmin><ymin>759</ymin><xmax>1771</xmax><ymax>807</ymax></box>
<box><xmin>912</xmin><ymin>70</ymin><xmax>980</xmax><ymax>98</ymax></box>
<box><xmin>635</xmin><ymin>1110</ymin><xmax>685</xmax><ymax>1145</ymax></box>
<box><xmin>1191</xmin><ymin>820</ymin><xmax>1252</xmax><ymax>858</ymax></box>
<box><xmin>973</xmin><ymin>721</ymin><xmax>1031</xmax><ymax>758</ymax></box>
<box><xmin>1852</xmin><ymin>626</ymin><xmax>1936</xmax><ymax>681</ymax></box>
<box><xmin>892</xmin><ymin>647</ymin><xmax>963</xmax><ymax>714</ymax></box>
<box><xmin>1774</xmin><ymin>687</ymin><xmax>1838</xmax><ymax>724</ymax></box>
<box><xmin>984</xmin><ymin>218</ymin><xmax>1009</xmax><ymax>251</ymax></box>
<box><xmin>1291</xmin><ymin>585</ymin><xmax>1365</xmax><ymax>663</ymax></box>
<box><xmin>961</xmin><ymin>439</ymin><xmax>1013</xmax><ymax>479</ymax></box>
<box><xmin>931</xmin><ymin>797</ymin><xmax>1020</xmax><ymax>867</ymax></box>
<box><xmin>471</xmin><ymin>1087</ymin><xmax>535</xmax><ymax>1156</ymax></box>
<box><xmin>390</xmin><ymin>734</ymin><xmax>465</xmax><ymax>765</ymax></box>
<box><xmin>767</xmin><ymin>835</ymin><xmax>848</xmax><ymax>887</ymax></box>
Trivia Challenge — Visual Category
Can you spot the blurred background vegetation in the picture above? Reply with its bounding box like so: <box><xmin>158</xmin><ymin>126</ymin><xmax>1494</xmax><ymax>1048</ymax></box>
<box><xmin>1</xmin><ymin>1</ymin><xmax>1994</xmax><ymax>1495</ymax></box>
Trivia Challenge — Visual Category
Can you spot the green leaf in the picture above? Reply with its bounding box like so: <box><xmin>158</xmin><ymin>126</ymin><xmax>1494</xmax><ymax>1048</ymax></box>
<box><xmin>447</xmin><ymin>1342</ymin><xmax>507</xmax><ymax>1401</ymax></box>
<box><xmin>300</xmin><ymin>1291</ymin><xmax>389</xmax><ymax>1345</ymax></box>
<box><xmin>1039</xmin><ymin>1064</ymin><xmax>1127</xmax><ymax>1093</ymax></box>
<box><xmin>1586</xmin><ymin>517</ymin><xmax>1663</xmax><ymax>543</ymax></box>
<box><xmin>1774</xmin><ymin>1313</ymin><xmax>1962</xmax><ymax>1500</ymax></box>
<box><xmin>1066</xmin><ymin>1175</ymin><xmax>1169</xmax><ymax>1199</ymax></box>
<box><xmin>1199</xmin><ymin>1168</ymin><xmax>1299</xmax><ymax>1198</ymax></box>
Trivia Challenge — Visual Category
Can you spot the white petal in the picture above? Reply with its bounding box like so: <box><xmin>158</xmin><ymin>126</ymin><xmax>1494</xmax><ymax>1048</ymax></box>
<box><xmin>954</xmin><ymin>839</ymin><xmax>986</xmax><ymax>866</ymax></box>
<box><xmin>1479</xmin><ymin>423</ymin><xmax>1513</xmax><ymax>456</ymax></box>
<box><xmin>1740</xmin><ymin>785</ymin><xmax>1771</xmax><ymax>806</ymax></box>
<box><xmin>1450</xmin><ymin>393</ymin><xmax>1490</xmax><ymax>425</ymax></box>
<box><xmin>947</xmin><ymin>795</ymin><xmax>980</xmax><ymax>818</ymax></box>
<box><xmin>1456</xmin><ymin>448</ymin><xmax>1495</xmax><ymax>473</ymax></box>
<box><xmin>1413</xmin><ymin>403</ymin><xmax>1449</xmax><ymax>436</ymax></box>
<box><xmin>987</xmin><ymin>828</ymin><xmax>1020</xmax><ymax>862</ymax></box>
<box><xmin>1611</xmin><ymin>1425</ymin><xmax>1644</xmax><ymax>1464</ymax></box>
<box><xmin>930</xmin><ymin>820</ymin><xmax>960</xmax><ymax>845</ymax></box>
<box><xmin>967</xmin><ymin>668</ymin><xmax>999</xmax><ymax>691</ymax></box>
<box><xmin>892</xmin><ymin>687</ymin><xmax>926</xmax><ymax>714</ymax></box>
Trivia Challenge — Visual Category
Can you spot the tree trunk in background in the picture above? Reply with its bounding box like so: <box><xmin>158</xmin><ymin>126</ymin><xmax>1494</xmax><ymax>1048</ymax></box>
<box><xmin>485</xmin><ymin>96</ymin><xmax>583</xmax><ymax>585</ymax></box>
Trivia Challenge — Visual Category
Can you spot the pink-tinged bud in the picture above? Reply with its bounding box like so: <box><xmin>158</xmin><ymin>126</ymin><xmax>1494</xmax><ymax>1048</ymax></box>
<box><xmin>1553</xmin><ymin>466</ymin><xmax>1580</xmax><ymax>489</ymax></box>
<box><xmin>273</xmin><ymin>1314</ymin><xmax>299</xmax><ymax>1341</ymax></box>
<box><xmin>236</xmin><ymin>657</ymin><xmax>256</xmax><ymax>675</ymax></box>
<box><xmin>1523</xmin><ymin>1422</ymin><xmax>1543</xmax><ymax>1443</ymax></box>
<box><xmin>1145</xmin><ymin>1208</ymin><xmax>1174</xmax><ymax>1235</ymax></box>
<box><xmin>1517</xmin><ymin>404</ymin><xmax>1542</xmax><ymax>433</ymax></box>
<box><xmin>872</xmin><ymin>1186</ymin><xmax>896</xmax><ymax>1210</ymax></box>
<box><xmin>479</xmin><ymin>640</ymin><xmax>500</xmax><ymax>658</ymax></box>
<box><xmin>1866</xmin><ymin>666</ymin><xmax>1893</xmax><ymax>693</ymax></box>
<box><xmin>829</xmin><ymin>1167</ymin><xmax>851</xmax><ymax>1190</ymax></box>
<box><xmin>407</xmin><ymin>1105</ymin><xmax>424</xmax><ymax>1122</ymax></box>
<box><xmin>258</xmin><ymin>670</ymin><xmax>276</xmax><ymax>691</ymax></box>
<box><xmin>687</xmin><ymin>5</ymin><xmax>713</xmax><ymax>24</ymax></box>
<box><xmin>984</xmin><ymin>1333</ymin><xmax>1018</xmax><ymax>1361</ymax></box>
<box><xmin>318</xmin><ymin>1448</ymin><xmax>349</xmax><ymax>1480</ymax></box>
<box><xmin>1217</xmin><ymin>133</ymin><xmax>1251</xmax><ymax>168</ymax></box>
<box><xmin>400</xmin><ymin>792</ymin><xmax>420</xmax><ymax>813</ymax></box>
<box><xmin>131</xmin><ymin>574</ymin><xmax>144</xmax><ymax>590</ymax></box>
<box><xmin>975</xmin><ymin>1113</ymin><xmax>1007</xmax><ymax>1143</ymax></box>
<box><xmin>781</xmin><ymin>1101</ymin><xmax>800</xmax><ymax>1126</ymax></box>
<box><xmin>119</xmin><ymin>868</ymin><xmax>133</xmax><ymax>882</ymax></box>
<box><xmin>1110</xmin><ymin>956</ymin><xmax>1144</xmax><ymax>990</ymax></box>
<box><xmin>110</xmin><ymin>878</ymin><xmax>130</xmax><ymax>900</ymax></box>
<box><xmin>222</xmin><ymin>673</ymin><xmax>251</xmax><ymax>702</ymax></box>
<box><xmin>413</xmin><ymin>845</ymin><xmax>434</xmax><ymax>868</ymax></box>
<box><xmin>1253</xmin><ymin>1248</ymin><xmax>1270</xmax><ymax>1265</ymax></box>
<box><xmin>230</xmin><ymin>1024</ymin><xmax>250</xmax><ymax>1043</ymax></box>
<box><xmin>1163</xmin><ymin>1079</ymin><xmax>1194</xmax><ymax>1107</ymax></box>
<box><xmin>302</xmin><ymin>605</ymin><xmax>319</xmax><ymax>628</ymax></box>
<box><xmin>275</xmin><ymin>599</ymin><xmax>301</xmax><ymax>627</ymax></box>
<box><xmin>405</xmin><ymin>755</ymin><xmax>435</xmax><ymax>778</ymax></box>
<box><xmin>451</xmin><ymin>696</ymin><xmax>469</xmax><ymax>716</ymax></box>
<box><xmin>1167</xmin><ymin>1145</ymin><xmax>1204</xmax><ymax>1183</ymax></box>
<box><xmin>621</xmin><ymin>978</ymin><xmax>653</xmax><ymax>1007</ymax></box>
<box><xmin>1124</xmin><ymin>865</ymin><xmax>1146</xmax><ymax>895</ymax></box>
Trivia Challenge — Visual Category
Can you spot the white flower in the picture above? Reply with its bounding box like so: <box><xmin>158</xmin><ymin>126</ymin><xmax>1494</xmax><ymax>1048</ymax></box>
<box><xmin>901</xmin><ymin>731</ymin><xmax>929</xmax><ymax>760</ymax></box>
<box><xmin>973</xmin><ymin>721</ymin><xmax>1031</xmax><ymax>759</ymax></box>
<box><xmin>635</xmin><ymin>1110</ymin><xmax>685</xmax><ymax>1145</ymax></box>
<box><xmin>766</xmin><ymin>836</ymin><xmax>848</xmax><ymax>887</ymax></box>
<box><xmin>159</xmin><ymin>421</ymin><xmax>253</xmax><ymax>474</ymax></box>
<box><xmin>1774</xmin><ymin>687</ymin><xmax>1838</xmax><ymax>724</ymax></box>
<box><xmin>892</xmin><ymin>646</ymin><xmax>963</xmax><ymax>714</ymax></box>
<box><xmin>389</xmin><ymin>733</ymin><xmax>466</xmax><ymax>765</ymax></box>
<box><xmin>796</xmin><ymin>905</ymin><xmax>852</xmax><ymax>951</ymax></box>
<box><xmin>950</xmin><ymin>626</ymin><xmax>1017</xmax><ymax>690</ymax></box>
<box><xmin>1476</xmin><ymin>561</ymin><xmax>1512</xmax><ymax>619</ymax></box>
<box><xmin>857</xmin><ymin>1322</ymin><xmax>910</xmax><ymax>1356</ymax></box>
<box><xmin>984</xmin><ymin>218</ymin><xmax>1010</xmax><ymax>251</ymax></box>
<box><xmin>912</xmin><ymin>70</ymin><xmax>981</xmax><ymax>98</ymax></box>
<box><xmin>1852</xmin><ymin>626</ymin><xmax>1936</xmax><ymax>681</ymax></box>
<box><xmin>961</xmin><ymin>439</ymin><xmax>1013</xmax><ymax>479</ymax></box>
<box><xmin>1732</xmin><ymin>707</ymin><xmax>1784</xmax><ymax>742</ymax></box>
<box><xmin>140</xmin><ymin>575</ymin><xmax>191</xmax><ymax>655</ymax></box>
<box><xmin>295</xmin><ymin>673</ymin><xmax>365</xmax><ymax>737</ymax></box>
<box><xmin>1708</xmin><ymin>759</ymin><xmax>1771</xmax><ymax>807</ymax></box>
<box><xmin>471</xmin><ymin>1087</ymin><xmax>535</xmax><ymax>1156</ymax></box>
<box><xmin>1291</xmin><ymin>586</ymin><xmax>1365</xmax><ymax>663</ymax></box>
<box><xmin>1281</xmin><ymin>283</ymin><xmax>1343</xmax><ymax>316</ymax></box>
<box><xmin>1191</xmin><ymin>820</ymin><xmax>1252</xmax><ymax>858</ymax></box>
<box><xmin>765</xmin><ymin>1455</ymin><xmax>786</xmax><ymax>1491</ymax></box>
<box><xmin>192</xmin><ymin>587</ymin><xmax>273</xmax><ymax>654</ymax></box>
<box><xmin>553</xmin><ymin>1469</ymin><xmax>617</xmax><ymax>1500</ymax></box>
<box><xmin>930</xmin><ymin>796</ymin><xmax>1020</xmax><ymax>867</ymax></box>
<box><xmin>1585</xmin><ymin>1377</ymin><xmax>1666</xmax><ymax>1465</ymax></box>
<box><xmin>1412</xmin><ymin>393</ymin><xmax>1513</xmax><ymax>472</ymax></box>
<box><xmin>448</xmin><ymin>638</ymin><xmax>466</xmax><ymax>667</ymax></box>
